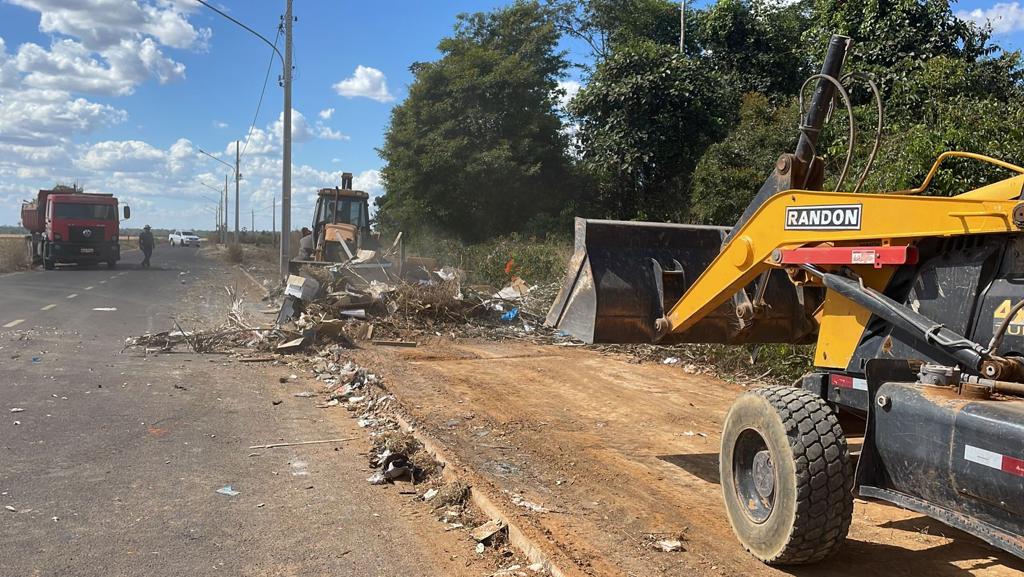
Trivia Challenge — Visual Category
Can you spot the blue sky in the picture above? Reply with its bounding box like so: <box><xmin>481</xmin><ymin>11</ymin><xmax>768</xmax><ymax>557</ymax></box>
<box><xmin>0</xmin><ymin>1</ymin><xmax>1021</xmax><ymax>230</ymax></box>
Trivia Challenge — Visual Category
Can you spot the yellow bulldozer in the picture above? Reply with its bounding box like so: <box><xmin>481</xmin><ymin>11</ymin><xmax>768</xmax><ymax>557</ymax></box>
<box><xmin>548</xmin><ymin>35</ymin><xmax>1024</xmax><ymax>564</ymax></box>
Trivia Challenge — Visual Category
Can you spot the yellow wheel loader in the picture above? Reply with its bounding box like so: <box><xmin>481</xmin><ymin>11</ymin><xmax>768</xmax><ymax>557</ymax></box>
<box><xmin>548</xmin><ymin>35</ymin><xmax>1024</xmax><ymax>564</ymax></box>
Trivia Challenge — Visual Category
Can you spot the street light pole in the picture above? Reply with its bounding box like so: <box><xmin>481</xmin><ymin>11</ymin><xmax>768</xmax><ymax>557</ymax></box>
<box><xmin>199</xmin><ymin>181</ymin><xmax>225</xmax><ymax>243</ymax></box>
<box><xmin>198</xmin><ymin>146</ymin><xmax>238</xmax><ymax>244</ymax></box>
<box><xmin>280</xmin><ymin>0</ymin><xmax>293</xmax><ymax>280</ymax></box>
<box><xmin>223</xmin><ymin>174</ymin><xmax>229</xmax><ymax>244</ymax></box>
<box><xmin>235</xmin><ymin>139</ymin><xmax>241</xmax><ymax>244</ymax></box>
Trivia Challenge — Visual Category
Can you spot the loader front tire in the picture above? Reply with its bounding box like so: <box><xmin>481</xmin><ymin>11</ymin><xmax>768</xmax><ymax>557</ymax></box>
<box><xmin>720</xmin><ymin>385</ymin><xmax>853</xmax><ymax>565</ymax></box>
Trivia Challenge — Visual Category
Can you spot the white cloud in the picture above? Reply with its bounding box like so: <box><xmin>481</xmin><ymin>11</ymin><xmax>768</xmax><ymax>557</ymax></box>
<box><xmin>958</xmin><ymin>2</ymin><xmax>1024</xmax><ymax>34</ymax></box>
<box><xmin>333</xmin><ymin>65</ymin><xmax>395</xmax><ymax>102</ymax></box>
<box><xmin>78</xmin><ymin>140</ymin><xmax>166</xmax><ymax>172</ymax></box>
<box><xmin>353</xmin><ymin>169</ymin><xmax>383</xmax><ymax>200</ymax></box>
<box><xmin>7</xmin><ymin>0</ymin><xmax>210</xmax><ymax>51</ymax></box>
<box><xmin>0</xmin><ymin>88</ymin><xmax>127</xmax><ymax>146</ymax></box>
<box><xmin>213</xmin><ymin>120</ymin><xmax>228</xmax><ymax>129</ymax></box>
<box><xmin>270</xmin><ymin>108</ymin><xmax>314</xmax><ymax>143</ymax></box>
<box><xmin>318</xmin><ymin>107</ymin><xmax>335</xmax><ymax>120</ymax></box>
<box><xmin>316</xmin><ymin>124</ymin><xmax>349</xmax><ymax>141</ymax></box>
<box><xmin>16</xmin><ymin>37</ymin><xmax>185</xmax><ymax>96</ymax></box>
<box><xmin>556</xmin><ymin>79</ymin><xmax>582</xmax><ymax>109</ymax></box>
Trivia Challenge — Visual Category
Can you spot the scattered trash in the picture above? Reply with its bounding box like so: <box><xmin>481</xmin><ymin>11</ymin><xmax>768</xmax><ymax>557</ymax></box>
<box><xmin>662</xmin><ymin>357</ymin><xmax>680</xmax><ymax>365</ymax></box>
<box><xmin>4</xmin><ymin>505</ymin><xmax>15</xmax><ymax>512</ymax></box>
<box><xmin>31</xmin><ymin>357</ymin><xmax>41</xmax><ymax>364</ymax></box>
<box><xmin>372</xmin><ymin>340</ymin><xmax>417</xmax><ymax>347</ymax></box>
<box><xmin>216</xmin><ymin>485</ymin><xmax>240</xmax><ymax>497</ymax></box>
<box><xmin>500</xmin><ymin>307</ymin><xmax>520</xmax><ymax>322</ymax></box>
<box><xmin>293</xmin><ymin>391</ymin><xmax>314</xmax><ymax>398</ymax></box>
<box><xmin>422</xmin><ymin>488</ymin><xmax>439</xmax><ymax>502</ymax></box>
<box><xmin>276</xmin><ymin>335</ymin><xmax>309</xmax><ymax>353</ymax></box>
<box><xmin>510</xmin><ymin>493</ymin><xmax>549</xmax><ymax>513</ymax></box>
<box><xmin>285</xmin><ymin>274</ymin><xmax>321</xmax><ymax>301</ymax></box>
<box><xmin>12</xmin><ymin>421</ymin><xmax>20</xmax><ymax>426</ymax></box>
<box><xmin>248</xmin><ymin>437</ymin><xmax>357</xmax><ymax>450</ymax></box>
<box><xmin>92</xmin><ymin>307</ymin><xmax>117</xmax><ymax>312</ymax></box>
<box><xmin>470</xmin><ymin>518</ymin><xmax>506</xmax><ymax>542</ymax></box>
<box><xmin>654</xmin><ymin>539</ymin><xmax>684</xmax><ymax>552</ymax></box>
<box><xmin>9</xmin><ymin>408</ymin><xmax>24</xmax><ymax>413</ymax></box>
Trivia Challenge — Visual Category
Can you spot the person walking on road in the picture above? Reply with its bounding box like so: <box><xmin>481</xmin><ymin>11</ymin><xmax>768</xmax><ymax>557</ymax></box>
<box><xmin>139</xmin><ymin>225</ymin><xmax>155</xmax><ymax>268</ymax></box>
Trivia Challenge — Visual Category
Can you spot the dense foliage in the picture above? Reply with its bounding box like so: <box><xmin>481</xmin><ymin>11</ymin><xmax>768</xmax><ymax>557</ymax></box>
<box><xmin>377</xmin><ymin>0</ymin><xmax>1024</xmax><ymax>237</ymax></box>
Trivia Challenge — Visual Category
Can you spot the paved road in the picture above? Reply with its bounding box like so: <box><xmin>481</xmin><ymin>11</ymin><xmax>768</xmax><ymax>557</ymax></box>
<box><xmin>0</xmin><ymin>246</ymin><xmax>483</xmax><ymax>576</ymax></box>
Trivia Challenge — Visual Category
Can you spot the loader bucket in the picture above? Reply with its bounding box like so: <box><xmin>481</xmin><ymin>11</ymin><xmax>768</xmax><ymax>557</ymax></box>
<box><xmin>545</xmin><ymin>218</ymin><xmax>820</xmax><ymax>345</ymax></box>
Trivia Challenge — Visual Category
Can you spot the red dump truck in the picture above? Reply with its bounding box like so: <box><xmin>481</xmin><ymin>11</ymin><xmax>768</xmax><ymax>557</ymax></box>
<box><xmin>21</xmin><ymin>185</ymin><xmax>130</xmax><ymax>270</ymax></box>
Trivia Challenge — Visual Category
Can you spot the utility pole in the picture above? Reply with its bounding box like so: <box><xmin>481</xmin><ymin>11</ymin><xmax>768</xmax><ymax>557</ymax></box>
<box><xmin>234</xmin><ymin>139</ymin><xmax>240</xmax><ymax>244</ymax></box>
<box><xmin>679</xmin><ymin>1</ymin><xmax>685</xmax><ymax>53</ymax></box>
<box><xmin>223</xmin><ymin>174</ymin><xmax>229</xmax><ymax>244</ymax></box>
<box><xmin>251</xmin><ymin>208</ymin><xmax>255</xmax><ymax>235</ymax></box>
<box><xmin>280</xmin><ymin>0</ymin><xmax>293</xmax><ymax>279</ymax></box>
<box><xmin>272</xmin><ymin>194</ymin><xmax>276</xmax><ymax>248</ymax></box>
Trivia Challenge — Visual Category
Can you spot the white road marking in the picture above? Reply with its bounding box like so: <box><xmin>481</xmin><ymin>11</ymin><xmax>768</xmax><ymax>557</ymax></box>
<box><xmin>109</xmin><ymin>276</ymin><xmax>117</xmax><ymax>280</ymax></box>
<box><xmin>66</xmin><ymin>294</ymin><xmax>78</xmax><ymax>299</ymax></box>
<box><xmin>99</xmin><ymin>280</ymin><xmax>106</xmax><ymax>284</ymax></box>
<box><xmin>84</xmin><ymin>286</ymin><xmax>94</xmax><ymax>290</ymax></box>
<box><xmin>92</xmin><ymin>307</ymin><xmax>117</xmax><ymax>311</ymax></box>
<box><xmin>3</xmin><ymin>319</ymin><xmax>24</xmax><ymax>328</ymax></box>
<box><xmin>40</xmin><ymin>304</ymin><xmax>56</xmax><ymax>311</ymax></box>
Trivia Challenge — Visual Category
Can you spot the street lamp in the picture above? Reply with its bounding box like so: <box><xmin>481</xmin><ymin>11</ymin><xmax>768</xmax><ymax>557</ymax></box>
<box><xmin>199</xmin><ymin>181</ymin><xmax>226</xmax><ymax>243</ymax></box>
<box><xmin>198</xmin><ymin>144</ymin><xmax>241</xmax><ymax>244</ymax></box>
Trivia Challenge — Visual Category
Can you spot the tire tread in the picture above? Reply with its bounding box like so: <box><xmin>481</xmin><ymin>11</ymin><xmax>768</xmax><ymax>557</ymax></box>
<box><xmin>751</xmin><ymin>385</ymin><xmax>853</xmax><ymax>564</ymax></box>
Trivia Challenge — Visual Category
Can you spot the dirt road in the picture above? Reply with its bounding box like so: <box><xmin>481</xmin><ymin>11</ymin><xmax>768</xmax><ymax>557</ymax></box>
<box><xmin>352</xmin><ymin>339</ymin><xmax>1024</xmax><ymax>577</ymax></box>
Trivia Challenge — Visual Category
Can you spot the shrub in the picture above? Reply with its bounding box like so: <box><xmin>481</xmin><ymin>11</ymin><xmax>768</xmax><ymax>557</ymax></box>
<box><xmin>0</xmin><ymin>238</ymin><xmax>29</xmax><ymax>272</ymax></box>
<box><xmin>226</xmin><ymin>243</ymin><xmax>244</xmax><ymax>264</ymax></box>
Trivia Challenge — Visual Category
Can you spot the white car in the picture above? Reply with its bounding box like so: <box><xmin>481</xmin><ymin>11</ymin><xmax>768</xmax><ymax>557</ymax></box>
<box><xmin>168</xmin><ymin>230</ymin><xmax>201</xmax><ymax>247</ymax></box>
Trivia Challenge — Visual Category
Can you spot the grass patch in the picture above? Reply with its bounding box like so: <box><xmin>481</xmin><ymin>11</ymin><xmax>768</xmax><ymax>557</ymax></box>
<box><xmin>408</xmin><ymin>232</ymin><xmax>571</xmax><ymax>287</ymax></box>
<box><xmin>0</xmin><ymin>237</ymin><xmax>29</xmax><ymax>272</ymax></box>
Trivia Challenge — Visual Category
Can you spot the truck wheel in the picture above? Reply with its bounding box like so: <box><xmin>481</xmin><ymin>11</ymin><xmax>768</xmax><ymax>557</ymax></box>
<box><xmin>43</xmin><ymin>259</ymin><xmax>55</xmax><ymax>270</ymax></box>
<box><xmin>720</xmin><ymin>385</ymin><xmax>853</xmax><ymax>565</ymax></box>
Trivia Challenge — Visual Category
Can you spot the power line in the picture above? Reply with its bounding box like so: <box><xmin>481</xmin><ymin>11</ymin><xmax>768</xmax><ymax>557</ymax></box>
<box><xmin>241</xmin><ymin>27</ymin><xmax>282</xmax><ymax>159</ymax></box>
<box><xmin>194</xmin><ymin>0</ymin><xmax>283</xmax><ymax>63</ymax></box>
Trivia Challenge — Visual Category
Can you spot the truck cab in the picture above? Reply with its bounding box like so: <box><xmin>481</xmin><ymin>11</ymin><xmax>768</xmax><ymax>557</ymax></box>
<box><xmin>22</xmin><ymin>185</ymin><xmax>129</xmax><ymax>269</ymax></box>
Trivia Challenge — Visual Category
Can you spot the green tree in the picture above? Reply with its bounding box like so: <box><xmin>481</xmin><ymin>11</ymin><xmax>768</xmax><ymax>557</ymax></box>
<box><xmin>377</xmin><ymin>1</ymin><xmax>574</xmax><ymax>242</ymax></box>
<box><xmin>695</xmin><ymin>0</ymin><xmax>814</xmax><ymax>98</ymax></box>
<box><xmin>805</xmin><ymin>0</ymin><xmax>1022</xmax><ymax>108</ymax></box>
<box><xmin>690</xmin><ymin>93</ymin><xmax>799</xmax><ymax>225</ymax></box>
<box><xmin>570</xmin><ymin>40</ymin><xmax>739</xmax><ymax>221</ymax></box>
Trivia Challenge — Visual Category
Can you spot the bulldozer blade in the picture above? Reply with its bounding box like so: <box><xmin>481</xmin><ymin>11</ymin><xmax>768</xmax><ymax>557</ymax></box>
<box><xmin>545</xmin><ymin>218</ymin><xmax>819</xmax><ymax>345</ymax></box>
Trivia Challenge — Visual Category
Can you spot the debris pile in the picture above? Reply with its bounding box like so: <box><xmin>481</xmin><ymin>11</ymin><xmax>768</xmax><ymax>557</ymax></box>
<box><xmin>278</xmin><ymin>266</ymin><xmax>560</xmax><ymax>347</ymax></box>
<box><xmin>123</xmin><ymin>287</ymin><xmax>291</xmax><ymax>354</ymax></box>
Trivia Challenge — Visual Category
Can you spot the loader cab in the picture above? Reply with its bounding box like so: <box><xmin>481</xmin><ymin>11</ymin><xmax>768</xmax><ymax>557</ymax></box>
<box><xmin>309</xmin><ymin>172</ymin><xmax>377</xmax><ymax>260</ymax></box>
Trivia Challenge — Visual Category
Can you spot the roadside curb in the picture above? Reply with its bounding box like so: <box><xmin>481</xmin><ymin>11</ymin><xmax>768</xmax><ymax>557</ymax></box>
<box><xmin>389</xmin><ymin>411</ymin><xmax>584</xmax><ymax>577</ymax></box>
<box><xmin>237</xmin><ymin>264</ymin><xmax>271</xmax><ymax>300</ymax></box>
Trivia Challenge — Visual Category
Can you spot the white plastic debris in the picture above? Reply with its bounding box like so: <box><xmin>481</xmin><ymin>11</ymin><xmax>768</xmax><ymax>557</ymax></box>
<box><xmin>216</xmin><ymin>486</ymin><xmax>240</xmax><ymax>496</ymax></box>
<box><xmin>662</xmin><ymin>357</ymin><xmax>680</xmax><ymax>365</ymax></box>
<box><xmin>423</xmin><ymin>488</ymin><xmax>439</xmax><ymax>502</ymax></box>
<box><xmin>9</xmin><ymin>408</ymin><xmax>24</xmax><ymax>413</ymax></box>
<box><xmin>655</xmin><ymin>539</ymin><xmax>684</xmax><ymax>552</ymax></box>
